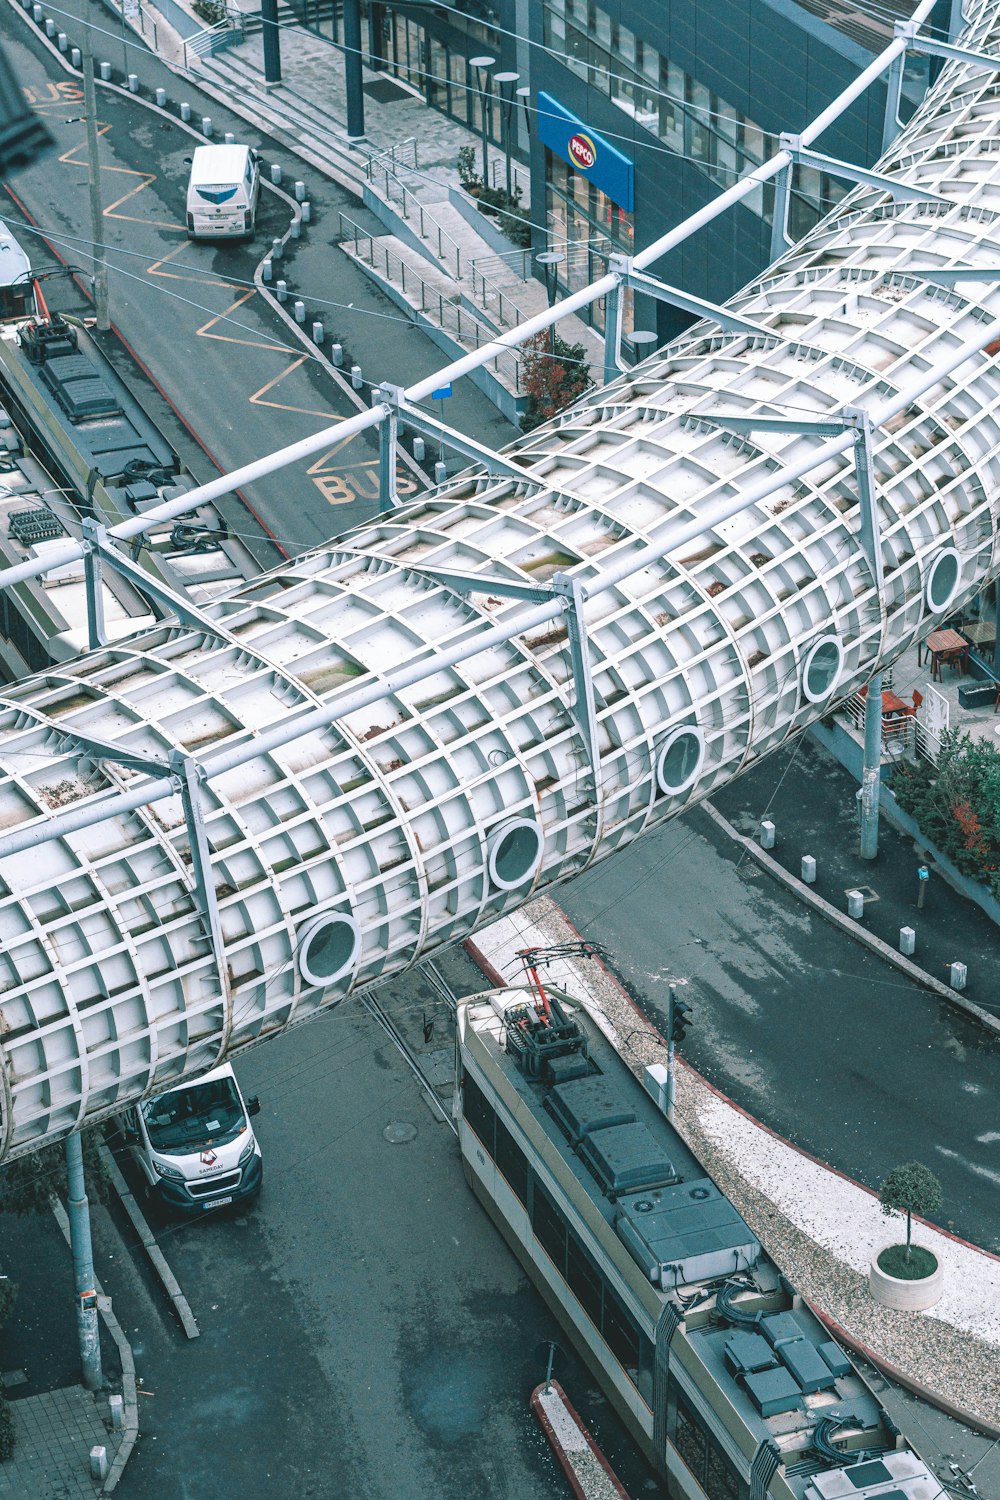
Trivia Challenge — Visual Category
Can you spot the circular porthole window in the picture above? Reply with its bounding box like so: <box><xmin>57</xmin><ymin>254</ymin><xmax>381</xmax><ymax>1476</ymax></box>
<box><xmin>297</xmin><ymin>911</ymin><xmax>361</xmax><ymax>987</ymax></box>
<box><xmin>801</xmin><ymin>635</ymin><xmax>844</xmax><ymax>703</ymax></box>
<box><xmin>655</xmin><ymin>726</ymin><xmax>705</xmax><ymax>796</ymax></box>
<box><xmin>925</xmin><ymin>548</ymin><xmax>962</xmax><ymax>614</ymax></box>
<box><xmin>487</xmin><ymin>818</ymin><xmax>544</xmax><ymax>891</ymax></box>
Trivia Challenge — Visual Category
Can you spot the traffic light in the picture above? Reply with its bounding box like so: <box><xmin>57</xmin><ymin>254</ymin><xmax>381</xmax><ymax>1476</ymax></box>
<box><xmin>670</xmin><ymin>996</ymin><xmax>692</xmax><ymax>1045</ymax></box>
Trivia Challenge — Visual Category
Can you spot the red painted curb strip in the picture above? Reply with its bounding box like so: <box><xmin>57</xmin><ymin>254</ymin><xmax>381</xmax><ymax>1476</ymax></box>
<box><xmin>530</xmin><ymin>1379</ymin><xmax>630</xmax><ymax>1500</ymax></box>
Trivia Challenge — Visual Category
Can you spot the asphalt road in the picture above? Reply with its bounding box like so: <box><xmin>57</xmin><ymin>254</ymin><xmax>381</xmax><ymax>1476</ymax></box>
<box><xmin>84</xmin><ymin>946</ymin><xmax>660</xmax><ymax>1500</ymax></box>
<box><xmin>4</xmin><ymin>7</ymin><xmax>517</xmax><ymax>557</ymax></box>
<box><xmin>558</xmin><ymin>804</ymin><xmax>1000</xmax><ymax>1252</ymax></box>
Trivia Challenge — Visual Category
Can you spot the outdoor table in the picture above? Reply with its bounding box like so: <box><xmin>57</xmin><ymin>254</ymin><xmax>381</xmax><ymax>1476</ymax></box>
<box><xmin>922</xmin><ymin>628</ymin><xmax>969</xmax><ymax>681</ymax></box>
<box><xmin>962</xmin><ymin>620</ymin><xmax>997</xmax><ymax>650</ymax></box>
<box><xmin>880</xmin><ymin>690</ymin><xmax>910</xmax><ymax>718</ymax></box>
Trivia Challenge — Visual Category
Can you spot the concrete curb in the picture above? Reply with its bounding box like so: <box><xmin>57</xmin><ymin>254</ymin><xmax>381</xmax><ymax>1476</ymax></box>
<box><xmin>530</xmin><ymin>1379</ymin><xmax>630</xmax><ymax>1500</ymax></box>
<box><xmin>97</xmin><ymin>1141</ymin><xmax>200</xmax><ymax>1339</ymax></box>
<box><xmin>700</xmin><ymin>800</ymin><xmax>1000</xmax><ymax>1037</ymax></box>
<box><xmin>49</xmin><ymin>1195</ymin><xmax>139</xmax><ymax>1494</ymax></box>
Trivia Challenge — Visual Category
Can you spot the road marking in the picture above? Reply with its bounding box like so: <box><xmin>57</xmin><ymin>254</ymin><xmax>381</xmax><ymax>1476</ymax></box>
<box><xmin>59</xmin><ymin>128</ymin><xmax>181</xmax><ymax>231</ymax></box>
<box><xmin>307</xmin><ymin>441</ymin><xmax>419</xmax><ymax>505</ymax></box>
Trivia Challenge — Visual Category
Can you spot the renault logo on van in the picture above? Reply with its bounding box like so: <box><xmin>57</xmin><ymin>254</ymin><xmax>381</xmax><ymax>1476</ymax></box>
<box><xmin>568</xmin><ymin>132</ymin><xmax>597</xmax><ymax>171</ymax></box>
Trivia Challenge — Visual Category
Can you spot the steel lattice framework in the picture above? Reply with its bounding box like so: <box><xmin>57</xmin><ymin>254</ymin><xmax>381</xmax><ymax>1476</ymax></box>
<box><xmin>2</xmin><ymin>1</ymin><xmax>1000</xmax><ymax>1158</ymax></box>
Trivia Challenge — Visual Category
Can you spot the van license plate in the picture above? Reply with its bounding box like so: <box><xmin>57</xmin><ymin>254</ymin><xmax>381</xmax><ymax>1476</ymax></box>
<box><xmin>202</xmin><ymin>1196</ymin><xmax>232</xmax><ymax>1210</ymax></box>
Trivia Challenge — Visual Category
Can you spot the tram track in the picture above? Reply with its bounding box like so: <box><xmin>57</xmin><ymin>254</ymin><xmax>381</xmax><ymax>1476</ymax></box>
<box><xmin>360</xmin><ymin>962</ymin><xmax>460</xmax><ymax>1136</ymax></box>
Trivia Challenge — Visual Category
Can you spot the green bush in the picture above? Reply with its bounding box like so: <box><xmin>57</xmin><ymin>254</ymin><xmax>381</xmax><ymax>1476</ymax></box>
<box><xmin>475</xmin><ymin>186</ymin><xmax>531</xmax><ymax>247</ymax></box>
<box><xmin>876</xmin><ymin>1244</ymin><xmax>938</xmax><ymax>1280</ymax></box>
<box><xmin>457</xmin><ymin>145</ymin><xmax>480</xmax><ymax>193</ymax></box>
<box><xmin>879</xmin><ymin>1160</ymin><xmax>942</xmax><ymax>1263</ymax></box>
<box><xmin>892</xmin><ymin>729</ymin><xmax>1000</xmax><ymax>898</ymax></box>
<box><xmin>519</xmin><ymin>330</ymin><xmax>593</xmax><ymax>433</ymax></box>
<box><xmin>192</xmin><ymin>0</ymin><xmax>226</xmax><ymax>23</ymax></box>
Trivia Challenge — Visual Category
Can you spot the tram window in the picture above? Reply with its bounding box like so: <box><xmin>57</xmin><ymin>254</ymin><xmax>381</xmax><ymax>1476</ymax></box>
<box><xmin>602</xmin><ymin>1285</ymin><xmax>641</xmax><ymax>1373</ymax></box>
<box><xmin>494</xmin><ymin>1116</ymin><xmax>527</xmax><ymax>1206</ymax></box>
<box><xmin>567</xmin><ymin>1234</ymin><xmax>603</xmax><ymax>1327</ymax></box>
<box><xmin>462</xmin><ymin>1072</ymin><xmax>495</xmax><ymax>1154</ymax></box>
<box><xmin>706</xmin><ymin>1445</ymin><xmax>740</xmax><ymax>1500</ymax></box>
<box><xmin>531</xmin><ymin>1181</ymin><xmax>567</xmax><ymax>1273</ymax></box>
<box><xmin>675</xmin><ymin>1398</ymin><xmax>708</xmax><ymax>1482</ymax></box>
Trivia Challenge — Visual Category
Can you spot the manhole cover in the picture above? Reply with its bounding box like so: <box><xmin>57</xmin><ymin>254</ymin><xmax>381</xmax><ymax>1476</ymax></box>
<box><xmin>364</xmin><ymin>78</ymin><xmax>412</xmax><ymax>104</ymax></box>
<box><xmin>383</xmin><ymin>1120</ymin><xmax>417</xmax><ymax>1143</ymax></box>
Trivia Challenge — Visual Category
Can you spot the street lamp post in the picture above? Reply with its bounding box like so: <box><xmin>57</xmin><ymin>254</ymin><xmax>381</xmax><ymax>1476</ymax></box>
<box><xmin>493</xmin><ymin>70</ymin><xmax>520</xmax><ymax>202</ymax></box>
<box><xmin>469</xmin><ymin>55</ymin><xmax>495</xmax><ymax>187</ymax></box>
<box><xmin>536</xmin><ymin>250</ymin><xmax>564</xmax><ymax>355</ymax></box>
<box><xmin>79</xmin><ymin>5</ymin><xmax>110</xmax><ymax>332</ymax></box>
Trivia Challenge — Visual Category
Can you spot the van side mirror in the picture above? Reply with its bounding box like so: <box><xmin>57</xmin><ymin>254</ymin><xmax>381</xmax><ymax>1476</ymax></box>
<box><xmin>247</xmin><ymin>1096</ymin><xmax>261</xmax><ymax>1116</ymax></box>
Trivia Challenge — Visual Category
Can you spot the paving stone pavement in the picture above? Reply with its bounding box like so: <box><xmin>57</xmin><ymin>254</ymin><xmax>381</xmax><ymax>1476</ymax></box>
<box><xmin>0</xmin><ymin>1385</ymin><xmax>121</xmax><ymax>1498</ymax></box>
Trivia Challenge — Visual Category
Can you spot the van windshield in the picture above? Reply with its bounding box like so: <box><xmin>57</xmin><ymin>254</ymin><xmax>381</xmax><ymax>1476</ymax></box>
<box><xmin>141</xmin><ymin>1077</ymin><xmax>244</xmax><ymax>1153</ymax></box>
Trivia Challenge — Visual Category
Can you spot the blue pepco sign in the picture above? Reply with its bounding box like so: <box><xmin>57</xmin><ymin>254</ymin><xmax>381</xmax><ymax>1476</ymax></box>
<box><xmin>536</xmin><ymin>93</ymin><xmax>634</xmax><ymax>213</ymax></box>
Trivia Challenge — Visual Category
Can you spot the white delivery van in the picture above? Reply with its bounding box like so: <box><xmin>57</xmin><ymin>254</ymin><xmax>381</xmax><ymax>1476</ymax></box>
<box><xmin>119</xmin><ymin>1062</ymin><xmax>263</xmax><ymax>1215</ymax></box>
<box><xmin>185</xmin><ymin>144</ymin><xmax>260</xmax><ymax>240</ymax></box>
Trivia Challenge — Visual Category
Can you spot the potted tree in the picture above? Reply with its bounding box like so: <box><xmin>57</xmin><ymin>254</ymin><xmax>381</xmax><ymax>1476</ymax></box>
<box><xmin>869</xmin><ymin>1162</ymin><xmax>944</xmax><ymax>1310</ymax></box>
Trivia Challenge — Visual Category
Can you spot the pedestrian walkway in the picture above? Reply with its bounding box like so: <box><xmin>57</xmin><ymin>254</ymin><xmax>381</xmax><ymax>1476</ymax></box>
<box><xmin>709</xmin><ymin>733</ymin><xmax>1000</xmax><ymax>1026</ymax></box>
<box><xmin>115</xmin><ymin>1</ymin><xmax>607</xmax><ymax>409</ymax></box>
<box><xmin>469</xmin><ymin>897</ymin><xmax>1000</xmax><ymax>1442</ymax></box>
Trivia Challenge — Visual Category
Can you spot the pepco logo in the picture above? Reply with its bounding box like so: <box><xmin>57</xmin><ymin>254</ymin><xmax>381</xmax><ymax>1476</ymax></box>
<box><xmin>568</xmin><ymin>132</ymin><xmax>597</xmax><ymax>171</ymax></box>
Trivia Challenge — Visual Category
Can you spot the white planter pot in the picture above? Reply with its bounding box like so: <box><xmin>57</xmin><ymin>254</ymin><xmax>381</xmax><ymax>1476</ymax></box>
<box><xmin>869</xmin><ymin>1248</ymin><xmax>943</xmax><ymax>1311</ymax></box>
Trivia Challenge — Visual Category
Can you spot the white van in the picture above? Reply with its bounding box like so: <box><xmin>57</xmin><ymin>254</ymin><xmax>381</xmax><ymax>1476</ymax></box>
<box><xmin>185</xmin><ymin>144</ymin><xmax>260</xmax><ymax>240</ymax></box>
<box><xmin>119</xmin><ymin>1062</ymin><xmax>263</xmax><ymax>1215</ymax></box>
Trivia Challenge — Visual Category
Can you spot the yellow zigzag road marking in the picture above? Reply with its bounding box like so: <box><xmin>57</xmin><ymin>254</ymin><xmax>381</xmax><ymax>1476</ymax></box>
<box><xmin>59</xmin><ymin>130</ymin><xmax>180</xmax><ymax>231</ymax></box>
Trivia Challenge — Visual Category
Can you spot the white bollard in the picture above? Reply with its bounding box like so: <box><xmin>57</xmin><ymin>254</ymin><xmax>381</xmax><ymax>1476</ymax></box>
<box><xmin>90</xmin><ymin>1447</ymin><xmax>109</xmax><ymax>1482</ymax></box>
<box><xmin>225</xmin><ymin>132</ymin><xmax>235</xmax><ymax>145</ymax></box>
<box><xmin>311</xmin><ymin>320</ymin><xmax>324</xmax><ymax>343</ymax></box>
<box><xmin>412</xmin><ymin>436</ymin><xmax>426</xmax><ymax>462</ymax></box>
<box><xmin>350</xmin><ymin>365</ymin><xmax>363</xmax><ymax>390</ymax></box>
<box><xmin>899</xmin><ymin>926</ymin><xmax>916</xmax><ymax>957</ymax></box>
<box><xmin>57</xmin><ymin>31</ymin><xmax>68</xmax><ymax>50</ymax></box>
<box><xmin>128</xmin><ymin>73</ymin><xmax>138</xmax><ymax>93</ymax></box>
<box><xmin>331</xmin><ymin>342</ymin><xmax>343</xmax><ymax>367</ymax></box>
<box><xmin>180</xmin><ymin>101</ymin><xmax>191</xmax><ymax>122</ymax></box>
<box><xmin>275</xmin><ymin>279</ymin><xmax>287</xmax><ymax>303</ymax></box>
<box><xmin>759</xmin><ymin>819</ymin><xmax>775</xmax><ymax>850</ymax></box>
<box><xmin>99</xmin><ymin>61</ymin><xmax>112</xmax><ymax>80</ymax></box>
<box><xmin>109</xmin><ymin>1394</ymin><xmax>124</xmax><ymax>1431</ymax></box>
<box><xmin>261</xmin><ymin>259</ymin><xmax>272</xmax><ymax>282</ymax></box>
<box><xmin>434</xmin><ymin>460</ymin><xmax>448</xmax><ymax>484</ymax></box>
<box><xmin>294</xmin><ymin>180</ymin><xmax>305</xmax><ymax>202</ymax></box>
<box><xmin>949</xmin><ymin>961</ymin><xmax>967</xmax><ymax>991</ymax></box>
<box><xmin>271</xmin><ymin>237</ymin><xmax>283</xmax><ymax>261</ymax></box>
<box><xmin>202</xmin><ymin>117</ymin><xmax>213</xmax><ymax>137</ymax></box>
<box><xmin>301</xmin><ymin>200</ymin><xmax>312</xmax><ymax>223</ymax></box>
<box><xmin>43</xmin><ymin>14</ymin><xmax>53</xmax><ymax>32</ymax></box>
<box><xmin>801</xmin><ymin>855</ymin><xmax>816</xmax><ymax>885</ymax></box>
<box><xmin>71</xmin><ymin>45</ymin><xmax>81</xmax><ymax>66</ymax></box>
<box><xmin>847</xmin><ymin>889</ymin><xmax>864</xmax><ymax>920</ymax></box>
<box><xmin>270</xmin><ymin>163</ymin><xmax>282</xmax><ymax>185</ymax></box>
<box><xmin>155</xmin><ymin>87</ymin><xmax>166</xmax><ymax>107</ymax></box>
<box><xmin>294</xmin><ymin>299</ymin><xmax>305</xmax><ymax>324</ymax></box>
<box><xmin>290</xmin><ymin>219</ymin><xmax>301</xmax><ymax>240</ymax></box>
<box><xmin>32</xmin><ymin>2</ymin><xmax>42</xmax><ymax>19</ymax></box>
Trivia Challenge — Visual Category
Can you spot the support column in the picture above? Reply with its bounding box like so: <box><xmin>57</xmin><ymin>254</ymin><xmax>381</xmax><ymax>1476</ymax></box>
<box><xmin>860</xmin><ymin>671</ymin><xmax>883</xmax><ymax>860</ymax></box>
<box><xmin>343</xmin><ymin>0</ymin><xmax>365</xmax><ymax>141</ymax></box>
<box><xmin>378</xmin><ymin>401</ymin><xmax>398</xmax><ymax>512</ymax></box>
<box><xmin>881</xmin><ymin>52</ymin><xmax>906</xmax><ymax>151</ymax></box>
<box><xmin>769</xmin><ymin>166</ymin><xmax>792</xmax><ymax>264</ymax></box>
<box><xmin>602</xmin><ymin>276</ymin><xmax>625</xmax><ymax>386</ymax></box>
<box><xmin>81</xmin><ymin>518</ymin><xmax>107</xmax><ymax>650</ymax></box>
<box><xmin>65</xmin><ymin>1133</ymin><xmax>103</xmax><ymax>1391</ymax></box>
<box><xmin>260</xmin><ymin>0</ymin><xmax>282</xmax><ymax>86</ymax></box>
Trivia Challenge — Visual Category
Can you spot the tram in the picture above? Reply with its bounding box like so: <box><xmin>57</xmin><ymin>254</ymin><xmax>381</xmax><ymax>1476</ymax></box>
<box><xmin>455</xmin><ymin>967</ymin><xmax>943</xmax><ymax>1500</ymax></box>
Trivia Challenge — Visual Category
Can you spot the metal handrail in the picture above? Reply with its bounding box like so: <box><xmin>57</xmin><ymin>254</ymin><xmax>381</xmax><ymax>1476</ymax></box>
<box><xmin>336</xmin><ymin>212</ymin><xmax>522</xmax><ymax>393</ymax></box>
<box><xmin>365</xmin><ymin>138</ymin><xmax>420</xmax><ymax>178</ymax></box>
<box><xmin>182</xmin><ymin>15</ymin><xmax>240</xmax><ymax>65</ymax></box>
<box><xmin>365</xmin><ymin>163</ymin><xmax>465</xmax><ymax>279</ymax></box>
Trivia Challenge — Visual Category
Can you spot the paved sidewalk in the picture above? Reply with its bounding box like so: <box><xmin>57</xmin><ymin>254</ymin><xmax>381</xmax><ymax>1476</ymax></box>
<box><xmin>710</xmin><ymin>733</ymin><xmax>1000</xmax><ymax>1024</ymax></box>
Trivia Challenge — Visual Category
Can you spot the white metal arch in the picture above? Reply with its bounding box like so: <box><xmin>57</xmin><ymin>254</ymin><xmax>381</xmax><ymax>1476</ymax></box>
<box><xmin>4</xmin><ymin>0</ymin><xmax>1000</xmax><ymax>1157</ymax></box>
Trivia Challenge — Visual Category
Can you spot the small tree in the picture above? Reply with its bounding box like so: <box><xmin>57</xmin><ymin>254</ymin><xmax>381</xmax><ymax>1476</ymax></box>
<box><xmin>457</xmin><ymin>146</ymin><xmax>481</xmax><ymax>194</ymax></box>
<box><xmin>879</xmin><ymin>1161</ymin><xmax>942</xmax><ymax>1263</ymax></box>
<box><xmin>519</xmin><ymin>330</ymin><xmax>593</xmax><ymax>432</ymax></box>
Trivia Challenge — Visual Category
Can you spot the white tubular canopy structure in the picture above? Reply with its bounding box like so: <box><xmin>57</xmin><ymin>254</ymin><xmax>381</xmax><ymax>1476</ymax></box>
<box><xmin>4</xmin><ymin>2</ymin><xmax>1000</xmax><ymax>1158</ymax></box>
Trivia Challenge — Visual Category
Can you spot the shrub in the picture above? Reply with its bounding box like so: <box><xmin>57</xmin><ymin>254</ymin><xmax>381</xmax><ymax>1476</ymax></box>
<box><xmin>519</xmin><ymin>330</ymin><xmax>593</xmax><ymax>433</ymax></box>
<box><xmin>892</xmin><ymin>729</ymin><xmax>1000</xmax><ymax>898</ymax></box>
<box><xmin>879</xmin><ymin>1161</ymin><xmax>942</xmax><ymax>1263</ymax></box>
<box><xmin>192</xmin><ymin>0</ymin><xmax>226</xmax><ymax>23</ymax></box>
<box><xmin>876</xmin><ymin>1244</ymin><xmax>938</xmax><ymax>1280</ymax></box>
<box><xmin>457</xmin><ymin>145</ymin><xmax>480</xmax><ymax>193</ymax></box>
<box><xmin>475</xmin><ymin>185</ymin><xmax>531</xmax><ymax>246</ymax></box>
